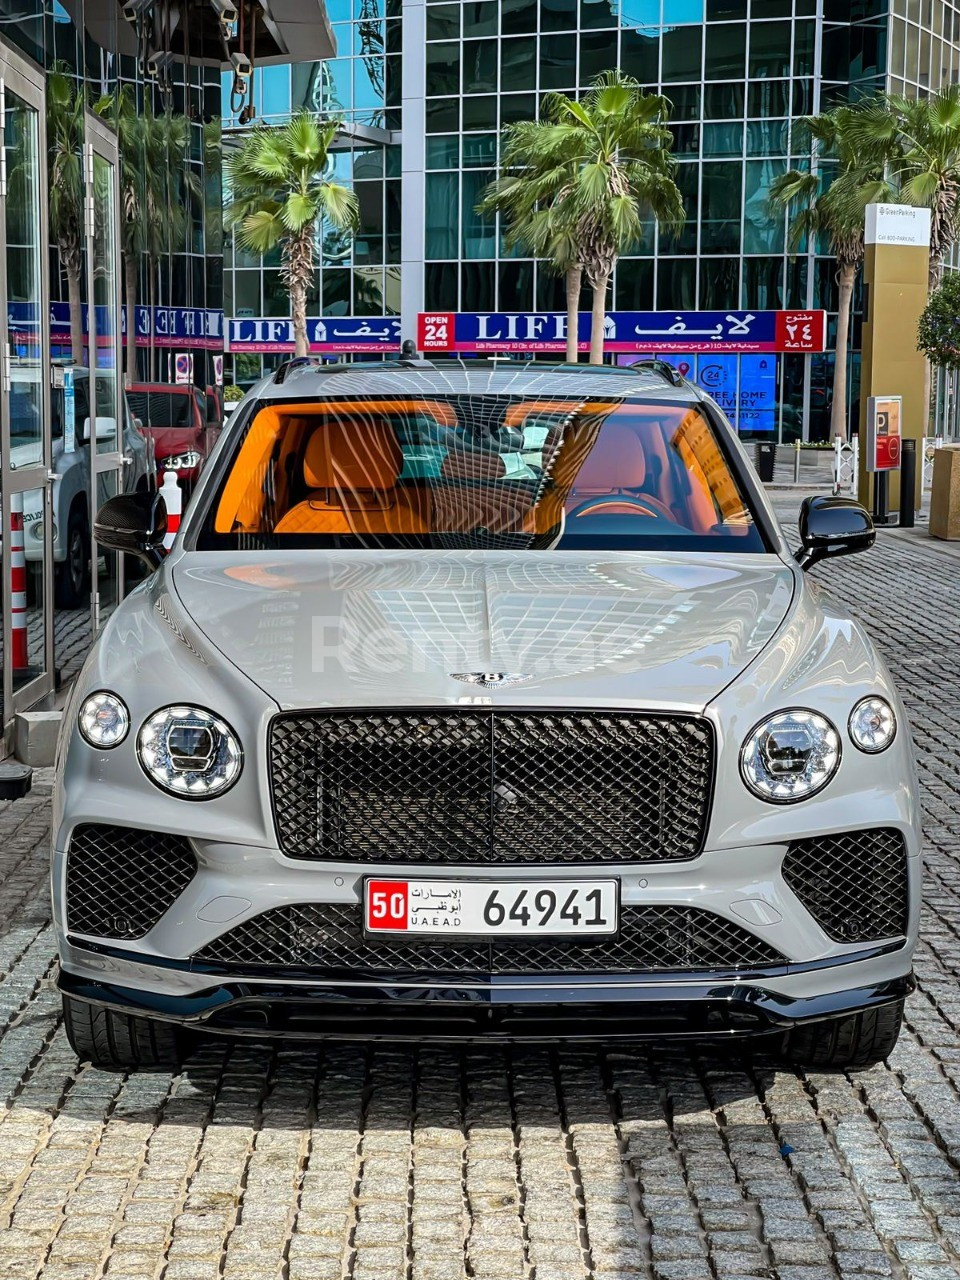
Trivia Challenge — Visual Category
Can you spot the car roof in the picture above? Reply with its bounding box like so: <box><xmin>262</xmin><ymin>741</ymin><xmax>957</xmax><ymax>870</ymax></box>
<box><xmin>255</xmin><ymin>358</ymin><xmax>706</xmax><ymax>405</ymax></box>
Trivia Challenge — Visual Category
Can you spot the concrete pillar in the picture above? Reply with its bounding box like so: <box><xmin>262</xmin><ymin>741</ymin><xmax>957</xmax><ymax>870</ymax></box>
<box><xmin>858</xmin><ymin>203</ymin><xmax>931</xmax><ymax>514</ymax></box>
<box><xmin>400</xmin><ymin>0</ymin><xmax>426</xmax><ymax>348</ymax></box>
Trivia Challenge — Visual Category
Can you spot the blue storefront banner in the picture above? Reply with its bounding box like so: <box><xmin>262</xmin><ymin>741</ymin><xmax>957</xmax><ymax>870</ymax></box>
<box><xmin>418</xmin><ymin>310</ymin><xmax>826</xmax><ymax>355</ymax></box>
<box><xmin>227</xmin><ymin>316</ymin><xmax>401</xmax><ymax>354</ymax></box>
<box><xmin>8</xmin><ymin>302</ymin><xmax>224</xmax><ymax>351</ymax></box>
<box><xmin>626</xmin><ymin>352</ymin><xmax>779</xmax><ymax>432</ymax></box>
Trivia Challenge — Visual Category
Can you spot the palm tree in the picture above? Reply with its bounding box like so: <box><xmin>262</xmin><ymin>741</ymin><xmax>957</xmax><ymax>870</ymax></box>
<box><xmin>770</xmin><ymin>109</ymin><xmax>891</xmax><ymax>442</ymax></box>
<box><xmin>481</xmin><ymin>73</ymin><xmax>684</xmax><ymax>364</ymax></box>
<box><xmin>478</xmin><ymin>166</ymin><xmax>582</xmax><ymax>362</ymax></box>
<box><xmin>842</xmin><ymin>83</ymin><xmax>960</xmax><ymax>287</ymax></box>
<box><xmin>47</xmin><ymin>67</ymin><xmax>86</xmax><ymax>365</ymax></box>
<box><xmin>93</xmin><ymin>91</ymin><xmax>201</xmax><ymax>380</ymax></box>
<box><xmin>226</xmin><ymin>112</ymin><xmax>358</xmax><ymax>357</ymax></box>
<box><xmin>94</xmin><ymin>86</ymin><xmax>149</xmax><ymax>381</ymax></box>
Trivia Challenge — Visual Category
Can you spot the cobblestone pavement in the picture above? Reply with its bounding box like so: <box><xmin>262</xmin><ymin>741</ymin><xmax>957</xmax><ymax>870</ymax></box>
<box><xmin>2</xmin><ymin>518</ymin><xmax>960</xmax><ymax>1280</ymax></box>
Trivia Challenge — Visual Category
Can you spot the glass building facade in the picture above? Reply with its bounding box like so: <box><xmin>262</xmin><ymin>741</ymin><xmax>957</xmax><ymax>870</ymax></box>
<box><xmin>222</xmin><ymin>0</ymin><xmax>960</xmax><ymax>446</ymax></box>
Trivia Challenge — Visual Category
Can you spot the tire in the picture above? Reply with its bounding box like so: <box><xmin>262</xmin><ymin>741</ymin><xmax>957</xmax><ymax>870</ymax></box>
<box><xmin>782</xmin><ymin>998</ymin><xmax>904</xmax><ymax>1071</ymax></box>
<box><xmin>54</xmin><ymin>506</ymin><xmax>89</xmax><ymax>608</ymax></box>
<box><xmin>62</xmin><ymin>993</ymin><xmax>184</xmax><ymax>1071</ymax></box>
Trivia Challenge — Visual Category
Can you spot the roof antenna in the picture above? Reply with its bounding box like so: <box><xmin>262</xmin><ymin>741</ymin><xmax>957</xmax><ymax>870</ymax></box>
<box><xmin>400</xmin><ymin>338</ymin><xmax>418</xmax><ymax>359</ymax></box>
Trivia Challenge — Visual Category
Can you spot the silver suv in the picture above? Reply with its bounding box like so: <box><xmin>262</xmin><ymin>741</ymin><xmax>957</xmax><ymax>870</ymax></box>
<box><xmin>54</xmin><ymin>361</ymin><xmax>921</xmax><ymax>1070</ymax></box>
<box><xmin>13</xmin><ymin>366</ymin><xmax>154</xmax><ymax>606</ymax></box>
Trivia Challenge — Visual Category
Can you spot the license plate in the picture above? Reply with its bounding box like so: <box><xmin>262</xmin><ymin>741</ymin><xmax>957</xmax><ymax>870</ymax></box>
<box><xmin>364</xmin><ymin>878</ymin><xmax>618</xmax><ymax>937</ymax></box>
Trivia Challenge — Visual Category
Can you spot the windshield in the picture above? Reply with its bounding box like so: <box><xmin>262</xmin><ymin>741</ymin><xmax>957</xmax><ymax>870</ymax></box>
<box><xmin>128</xmin><ymin>389</ymin><xmax>193</xmax><ymax>429</ymax></box>
<box><xmin>198</xmin><ymin>394</ymin><xmax>766</xmax><ymax>553</ymax></box>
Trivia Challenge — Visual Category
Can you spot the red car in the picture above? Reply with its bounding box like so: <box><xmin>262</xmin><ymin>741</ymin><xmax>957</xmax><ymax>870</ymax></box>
<box><xmin>126</xmin><ymin>383</ymin><xmax>220</xmax><ymax>492</ymax></box>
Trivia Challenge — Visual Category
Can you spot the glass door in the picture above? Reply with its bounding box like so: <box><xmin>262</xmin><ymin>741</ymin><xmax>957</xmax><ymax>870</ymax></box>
<box><xmin>85</xmin><ymin>114</ymin><xmax>122</xmax><ymax>633</ymax></box>
<box><xmin>0</xmin><ymin>52</ymin><xmax>52</xmax><ymax>732</ymax></box>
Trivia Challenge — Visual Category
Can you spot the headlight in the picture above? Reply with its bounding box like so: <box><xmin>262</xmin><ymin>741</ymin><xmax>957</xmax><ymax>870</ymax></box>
<box><xmin>30</xmin><ymin>520</ymin><xmax>44</xmax><ymax>541</ymax></box>
<box><xmin>78</xmin><ymin>692</ymin><xmax>130</xmax><ymax>748</ymax></box>
<box><xmin>848</xmin><ymin>696</ymin><xmax>896</xmax><ymax>753</ymax></box>
<box><xmin>137</xmin><ymin>705</ymin><xmax>242</xmax><ymax>798</ymax></box>
<box><xmin>161</xmin><ymin>451</ymin><xmax>203</xmax><ymax>470</ymax></box>
<box><xmin>740</xmin><ymin>709</ymin><xmax>840</xmax><ymax>803</ymax></box>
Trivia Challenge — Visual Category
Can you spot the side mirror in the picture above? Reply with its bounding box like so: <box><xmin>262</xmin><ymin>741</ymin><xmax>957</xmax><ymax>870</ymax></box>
<box><xmin>795</xmin><ymin>495</ymin><xmax>875</xmax><ymax>571</ymax></box>
<box><xmin>82</xmin><ymin>416</ymin><xmax>118</xmax><ymax>443</ymax></box>
<box><xmin>94</xmin><ymin>491</ymin><xmax>167</xmax><ymax>569</ymax></box>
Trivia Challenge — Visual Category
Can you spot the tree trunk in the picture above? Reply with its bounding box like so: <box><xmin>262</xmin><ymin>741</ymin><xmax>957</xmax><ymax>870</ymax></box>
<box><xmin>832</xmin><ymin>263</ymin><xmax>855</xmax><ymax>442</ymax></box>
<box><xmin>565</xmin><ymin>265</ymin><xmax>582</xmax><ymax>363</ymax></box>
<box><xmin>124</xmin><ymin>253</ymin><xmax>138</xmax><ymax>385</ymax></box>
<box><xmin>588</xmin><ymin>269</ymin><xmax>611</xmax><ymax>366</ymax></box>
<box><xmin>66</xmin><ymin>264</ymin><xmax>84</xmax><ymax>367</ymax></box>
<box><xmin>291</xmin><ymin>278</ymin><xmax>309</xmax><ymax>358</ymax></box>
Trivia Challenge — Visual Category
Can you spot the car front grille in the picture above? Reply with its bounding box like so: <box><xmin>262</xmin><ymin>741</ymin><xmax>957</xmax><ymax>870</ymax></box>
<box><xmin>194</xmin><ymin>902</ymin><xmax>785</xmax><ymax>975</ymax></box>
<box><xmin>269</xmin><ymin>709</ymin><xmax>714</xmax><ymax>864</ymax></box>
<box><xmin>782</xmin><ymin>827</ymin><xmax>909</xmax><ymax>943</ymax></box>
<box><xmin>65</xmin><ymin>824</ymin><xmax>197</xmax><ymax>940</ymax></box>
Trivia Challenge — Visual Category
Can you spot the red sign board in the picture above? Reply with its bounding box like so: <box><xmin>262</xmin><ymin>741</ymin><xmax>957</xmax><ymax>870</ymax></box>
<box><xmin>867</xmin><ymin>396</ymin><xmax>902</xmax><ymax>472</ymax></box>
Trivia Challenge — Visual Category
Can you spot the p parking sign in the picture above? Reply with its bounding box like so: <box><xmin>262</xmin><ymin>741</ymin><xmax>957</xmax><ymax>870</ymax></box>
<box><xmin>866</xmin><ymin>396</ymin><xmax>902</xmax><ymax>472</ymax></box>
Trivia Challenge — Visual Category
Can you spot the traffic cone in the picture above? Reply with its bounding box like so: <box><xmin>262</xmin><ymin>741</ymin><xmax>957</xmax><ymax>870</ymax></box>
<box><xmin>161</xmin><ymin>470</ymin><xmax>182</xmax><ymax>553</ymax></box>
<box><xmin>10</xmin><ymin>492</ymin><xmax>27</xmax><ymax>669</ymax></box>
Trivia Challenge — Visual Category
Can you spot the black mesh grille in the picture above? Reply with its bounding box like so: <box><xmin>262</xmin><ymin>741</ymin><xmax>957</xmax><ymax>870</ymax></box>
<box><xmin>782</xmin><ymin>828</ymin><xmax>909</xmax><ymax>943</ymax></box>
<box><xmin>66</xmin><ymin>824</ymin><xmax>197</xmax><ymax>940</ymax></box>
<box><xmin>194</xmin><ymin>902</ymin><xmax>785</xmax><ymax>975</ymax></box>
<box><xmin>269</xmin><ymin>710</ymin><xmax>714</xmax><ymax>864</ymax></box>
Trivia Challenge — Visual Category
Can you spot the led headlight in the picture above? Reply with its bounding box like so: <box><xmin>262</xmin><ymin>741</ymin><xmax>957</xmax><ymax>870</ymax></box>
<box><xmin>78</xmin><ymin>692</ymin><xmax>130</xmax><ymax>748</ymax></box>
<box><xmin>848</xmin><ymin>696</ymin><xmax>896</xmax><ymax>753</ymax></box>
<box><xmin>162</xmin><ymin>451</ymin><xmax>203</xmax><ymax>470</ymax></box>
<box><xmin>740</xmin><ymin>709</ymin><xmax>840</xmax><ymax>803</ymax></box>
<box><xmin>137</xmin><ymin>705</ymin><xmax>242</xmax><ymax>798</ymax></box>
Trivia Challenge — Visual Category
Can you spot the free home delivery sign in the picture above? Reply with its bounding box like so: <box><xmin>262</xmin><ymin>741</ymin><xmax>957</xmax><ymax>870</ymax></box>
<box><xmin>418</xmin><ymin>311</ymin><xmax>827</xmax><ymax>355</ymax></box>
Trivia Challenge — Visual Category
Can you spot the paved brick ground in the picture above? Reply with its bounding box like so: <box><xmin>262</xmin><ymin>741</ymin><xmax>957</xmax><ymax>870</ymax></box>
<box><xmin>2</xmin><ymin>516</ymin><xmax>960</xmax><ymax>1280</ymax></box>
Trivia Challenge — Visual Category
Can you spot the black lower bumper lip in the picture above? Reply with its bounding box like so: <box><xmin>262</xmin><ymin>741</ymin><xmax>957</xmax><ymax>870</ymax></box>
<box><xmin>56</xmin><ymin>970</ymin><xmax>914</xmax><ymax>1043</ymax></box>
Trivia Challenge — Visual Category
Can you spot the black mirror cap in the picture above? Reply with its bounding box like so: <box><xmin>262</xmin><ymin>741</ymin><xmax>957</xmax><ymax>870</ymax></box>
<box><xmin>795</xmin><ymin>495</ymin><xmax>875</xmax><ymax>570</ymax></box>
<box><xmin>94</xmin><ymin>491</ymin><xmax>167</xmax><ymax>569</ymax></box>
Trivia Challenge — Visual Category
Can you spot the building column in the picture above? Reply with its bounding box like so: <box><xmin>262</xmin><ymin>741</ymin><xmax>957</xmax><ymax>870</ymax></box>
<box><xmin>400</xmin><ymin>0</ymin><xmax>426</xmax><ymax>348</ymax></box>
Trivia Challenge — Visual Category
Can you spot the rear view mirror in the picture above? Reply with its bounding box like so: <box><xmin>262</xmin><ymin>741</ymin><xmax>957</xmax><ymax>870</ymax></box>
<box><xmin>795</xmin><ymin>496</ymin><xmax>875</xmax><ymax>571</ymax></box>
<box><xmin>94</xmin><ymin>491</ymin><xmax>167</xmax><ymax>569</ymax></box>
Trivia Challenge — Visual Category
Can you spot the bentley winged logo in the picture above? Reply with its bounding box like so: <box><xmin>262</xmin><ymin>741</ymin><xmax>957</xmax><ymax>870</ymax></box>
<box><xmin>451</xmin><ymin>672</ymin><xmax>533</xmax><ymax>688</ymax></box>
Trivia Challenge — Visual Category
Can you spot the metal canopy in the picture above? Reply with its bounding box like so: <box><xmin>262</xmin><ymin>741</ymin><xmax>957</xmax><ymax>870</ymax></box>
<box><xmin>64</xmin><ymin>0</ymin><xmax>335</xmax><ymax>68</ymax></box>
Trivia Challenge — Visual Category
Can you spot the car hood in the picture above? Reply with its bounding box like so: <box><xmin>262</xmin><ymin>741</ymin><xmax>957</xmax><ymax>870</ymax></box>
<box><xmin>170</xmin><ymin>550</ymin><xmax>796</xmax><ymax>713</ymax></box>
<box><xmin>142</xmin><ymin>424</ymin><xmax>200</xmax><ymax>460</ymax></box>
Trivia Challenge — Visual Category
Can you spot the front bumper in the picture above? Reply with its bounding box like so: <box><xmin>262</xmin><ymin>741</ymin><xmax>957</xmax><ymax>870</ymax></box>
<box><xmin>58</xmin><ymin>961</ymin><xmax>914</xmax><ymax>1043</ymax></box>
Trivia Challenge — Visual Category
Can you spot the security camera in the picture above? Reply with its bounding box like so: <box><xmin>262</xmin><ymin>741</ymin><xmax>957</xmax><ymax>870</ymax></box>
<box><xmin>122</xmin><ymin>0</ymin><xmax>152</xmax><ymax>23</ymax></box>
<box><xmin>146</xmin><ymin>49</ymin><xmax>175</xmax><ymax>78</ymax></box>
<box><xmin>230</xmin><ymin>51</ymin><xmax>251</xmax><ymax>84</ymax></box>
<box><xmin>211</xmin><ymin>0</ymin><xmax>238</xmax><ymax>38</ymax></box>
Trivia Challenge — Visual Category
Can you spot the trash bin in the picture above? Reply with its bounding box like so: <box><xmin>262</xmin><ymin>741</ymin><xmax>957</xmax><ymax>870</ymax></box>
<box><xmin>755</xmin><ymin>441</ymin><xmax>776</xmax><ymax>483</ymax></box>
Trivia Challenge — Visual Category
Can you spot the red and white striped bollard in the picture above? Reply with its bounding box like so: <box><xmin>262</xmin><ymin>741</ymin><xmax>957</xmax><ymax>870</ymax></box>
<box><xmin>10</xmin><ymin>491</ymin><xmax>28</xmax><ymax>669</ymax></box>
<box><xmin>161</xmin><ymin>470</ymin><xmax>182</xmax><ymax>553</ymax></box>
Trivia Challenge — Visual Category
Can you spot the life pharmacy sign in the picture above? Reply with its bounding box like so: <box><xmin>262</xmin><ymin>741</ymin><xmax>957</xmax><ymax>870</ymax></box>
<box><xmin>866</xmin><ymin>395</ymin><xmax>903</xmax><ymax>471</ymax></box>
<box><xmin>418</xmin><ymin>311</ymin><xmax>827</xmax><ymax>355</ymax></box>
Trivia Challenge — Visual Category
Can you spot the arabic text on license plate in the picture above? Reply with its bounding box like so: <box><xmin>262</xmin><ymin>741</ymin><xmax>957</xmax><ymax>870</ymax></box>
<box><xmin>364</xmin><ymin>879</ymin><xmax>618</xmax><ymax>937</ymax></box>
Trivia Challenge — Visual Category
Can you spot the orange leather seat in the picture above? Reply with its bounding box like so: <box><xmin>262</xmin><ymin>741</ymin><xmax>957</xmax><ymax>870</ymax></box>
<box><xmin>565</xmin><ymin>422</ymin><xmax>657</xmax><ymax>518</ymax></box>
<box><xmin>434</xmin><ymin>443</ymin><xmax>535</xmax><ymax>534</ymax></box>
<box><xmin>274</xmin><ymin>419</ymin><xmax>429</xmax><ymax>535</ymax></box>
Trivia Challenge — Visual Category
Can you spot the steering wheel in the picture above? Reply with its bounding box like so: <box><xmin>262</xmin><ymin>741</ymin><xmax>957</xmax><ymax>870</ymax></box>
<box><xmin>567</xmin><ymin>492</ymin><xmax>679</xmax><ymax>523</ymax></box>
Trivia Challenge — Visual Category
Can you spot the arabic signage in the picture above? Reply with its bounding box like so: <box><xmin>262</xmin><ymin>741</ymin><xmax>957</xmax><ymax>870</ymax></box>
<box><xmin>8</xmin><ymin>303</ymin><xmax>225</xmax><ymax>351</ymax></box>
<box><xmin>418</xmin><ymin>310</ymin><xmax>826</xmax><ymax>355</ymax></box>
<box><xmin>866</xmin><ymin>395</ymin><xmax>902</xmax><ymax>472</ymax></box>
<box><xmin>226</xmin><ymin>316</ymin><xmax>401</xmax><ymax>353</ymax></box>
